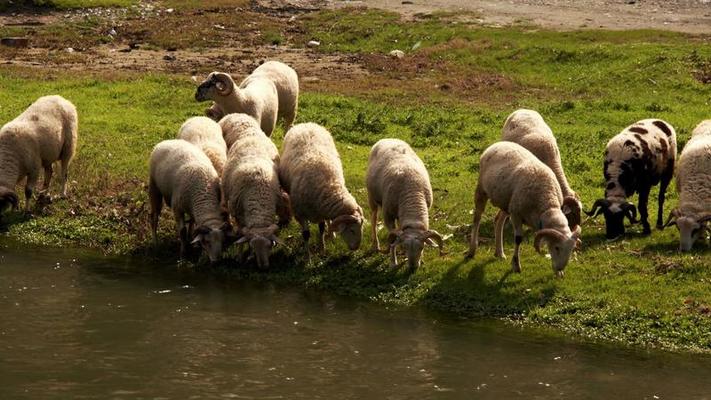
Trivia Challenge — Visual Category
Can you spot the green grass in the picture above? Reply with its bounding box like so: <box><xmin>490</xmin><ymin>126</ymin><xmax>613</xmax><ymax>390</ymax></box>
<box><xmin>1</xmin><ymin>7</ymin><xmax>710</xmax><ymax>352</ymax></box>
<box><xmin>0</xmin><ymin>0</ymin><xmax>136</xmax><ymax>9</ymax></box>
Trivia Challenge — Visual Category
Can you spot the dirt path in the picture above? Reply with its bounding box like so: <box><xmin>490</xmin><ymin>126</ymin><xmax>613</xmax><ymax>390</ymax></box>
<box><xmin>333</xmin><ymin>0</ymin><xmax>711</xmax><ymax>34</ymax></box>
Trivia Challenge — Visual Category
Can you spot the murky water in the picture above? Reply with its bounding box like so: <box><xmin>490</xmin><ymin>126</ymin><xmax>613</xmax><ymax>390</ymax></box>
<box><xmin>1</xmin><ymin>244</ymin><xmax>710</xmax><ymax>399</ymax></box>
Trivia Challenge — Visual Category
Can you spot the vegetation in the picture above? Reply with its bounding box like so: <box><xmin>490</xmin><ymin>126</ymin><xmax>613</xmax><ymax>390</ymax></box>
<box><xmin>0</xmin><ymin>6</ymin><xmax>710</xmax><ymax>352</ymax></box>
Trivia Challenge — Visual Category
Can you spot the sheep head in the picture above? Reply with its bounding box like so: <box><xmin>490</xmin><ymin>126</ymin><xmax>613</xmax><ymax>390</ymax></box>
<box><xmin>195</xmin><ymin>72</ymin><xmax>235</xmax><ymax>102</ymax></box>
<box><xmin>561</xmin><ymin>195</ymin><xmax>582</xmax><ymax>229</ymax></box>
<box><xmin>191</xmin><ymin>222</ymin><xmax>232</xmax><ymax>263</ymax></box>
<box><xmin>328</xmin><ymin>211</ymin><xmax>363</xmax><ymax>251</ymax></box>
<box><xmin>664</xmin><ymin>208</ymin><xmax>711</xmax><ymax>252</ymax></box>
<box><xmin>389</xmin><ymin>228</ymin><xmax>444</xmax><ymax>269</ymax></box>
<box><xmin>534</xmin><ymin>225</ymin><xmax>581</xmax><ymax>277</ymax></box>
<box><xmin>236</xmin><ymin>224</ymin><xmax>281</xmax><ymax>268</ymax></box>
<box><xmin>585</xmin><ymin>198</ymin><xmax>636</xmax><ymax>239</ymax></box>
<box><xmin>0</xmin><ymin>187</ymin><xmax>19</xmax><ymax>213</ymax></box>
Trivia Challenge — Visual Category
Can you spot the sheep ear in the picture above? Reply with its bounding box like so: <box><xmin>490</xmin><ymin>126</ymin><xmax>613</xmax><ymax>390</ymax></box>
<box><xmin>191</xmin><ymin>234</ymin><xmax>203</xmax><ymax>245</ymax></box>
<box><xmin>236</xmin><ymin>236</ymin><xmax>249</xmax><ymax>244</ymax></box>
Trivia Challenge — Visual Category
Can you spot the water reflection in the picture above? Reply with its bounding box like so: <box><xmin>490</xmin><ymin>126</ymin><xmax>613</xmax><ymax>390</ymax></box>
<box><xmin>1</xmin><ymin>244</ymin><xmax>710</xmax><ymax>399</ymax></box>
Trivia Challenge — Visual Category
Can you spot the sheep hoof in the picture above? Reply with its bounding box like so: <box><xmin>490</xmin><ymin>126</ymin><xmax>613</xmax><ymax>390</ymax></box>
<box><xmin>464</xmin><ymin>250</ymin><xmax>475</xmax><ymax>259</ymax></box>
<box><xmin>494</xmin><ymin>252</ymin><xmax>506</xmax><ymax>259</ymax></box>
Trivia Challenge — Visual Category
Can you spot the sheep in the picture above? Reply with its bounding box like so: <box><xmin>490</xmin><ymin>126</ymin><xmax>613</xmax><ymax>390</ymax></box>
<box><xmin>365</xmin><ymin>138</ymin><xmax>444</xmax><ymax>269</ymax></box>
<box><xmin>501</xmin><ymin>109</ymin><xmax>582</xmax><ymax>228</ymax></box>
<box><xmin>0</xmin><ymin>95</ymin><xmax>78</xmax><ymax>214</ymax></box>
<box><xmin>662</xmin><ymin>120</ymin><xmax>711</xmax><ymax>251</ymax></box>
<box><xmin>466</xmin><ymin>141</ymin><xmax>581</xmax><ymax>277</ymax></box>
<box><xmin>218</xmin><ymin>113</ymin><xmax>267</xmax><ymax>151</ymax></box>
<box><xmin>177</xmin><ymin>116</ymin><xmax>227</xmax><ymax>175</ymax></box>
<box><xmin>148</xmin><ymin>139</ymin><xmax>232</xmax><ymax>263</ymax></box>
<box><xmin>586</xmin><ymin>119</ymin><xmax>677</xmax><ymax>239</ymax></box>
<box><xmin>221</xmin><ymin>117</ymin><xmax>290</xmax><ymax>268</ymax></box>
<box><xmin>279</xmin><ymin>123</ymin><xmax>363</xmax><ymax>257</ymax></box>
<box><xmin>196</xmin><ymin>61</ymin><xmax>299</xmax><ymax>136</ymax></box>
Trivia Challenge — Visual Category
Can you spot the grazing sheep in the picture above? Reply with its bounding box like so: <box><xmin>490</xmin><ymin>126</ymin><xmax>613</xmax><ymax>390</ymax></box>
<box><xmin>586</xmin><ymin>119</ymin><xmax>677</xmax><ymax>239</ymax></box>
<box><xmin>662</xmin><ymin>120</ymin><xmax>711</xmax><ymax>251</ymax></box>
<box><xmin>218</xmin><ymin>113</ymin><xmax>267</xmax><ymax>151</ymax></box>
<box><xmin>366</xmin><ymin>138</ymin><xmax>443</xmax><ymax>269</ymax></box>
<box><xmin>0</xmin><ymin>95</ymin><xmax>78</xmax><ymax>214</ymax></box>
<box><xmin>222</xmin><ymin>119</ymin><xmax>290</xmax><ymax>268</ymax></box>
<box><xmin>196</xmin><ymin>61</ymin><xmax>299</xmax><ymax>136</ymax></box>
<box><xmin>466</xmin><ymin>142</ymin><xmax>581</xmax><ymax>277</ymax></box>
<box><xmin>148</xmin><ymin>139</ymin><xmax>232</xmax><ymax>262</ymax></box>
<box><xmin>501</xmin><ymin>109</ymin><xmax>582</xmax><ymax>228</ymax></box>
<box><xmin>177</xmin><ymin>116</ymin><xmax>227</xmax><ymax>175</ymax></box>
<box><xmin>279</xmin><ymin>123</ymin><xmax>363</xmax><ymax>256</ymax></box>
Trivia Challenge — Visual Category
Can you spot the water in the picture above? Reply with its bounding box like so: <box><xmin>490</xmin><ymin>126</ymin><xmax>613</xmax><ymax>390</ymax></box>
<box><xmin>1</xmin><ymin>244</ymin><xmax>710</xmax><ymax>399</ymax></box>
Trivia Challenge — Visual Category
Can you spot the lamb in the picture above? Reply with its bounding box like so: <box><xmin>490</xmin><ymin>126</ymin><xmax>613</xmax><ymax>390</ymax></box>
<box><xmin>501</xmin><ymin>109</ymin><xmax>582</xmax><ymax>228</ymax></box>
<box><xmin>586</xmin><ymin>119</ymin><xmax>676</xmax><ymax>239</ymax></box>
<box><xmin>662</xmin><ymin>120</ymin><xmax>711</xmax><ymax>251</ymax></box>
<box><xmin>218</xmin><ymin>113</ymin><xmax>266</xmax><ymax>151</ymax></box>
<box><xmin>177</xmin><ymin>116</ymin><xmax>227</xmax><ymax>175</ymax></box>
<box><xmin>148</xmin><ymin>139</ymin><xmax>232</xmax><ymax>263</ymax></box>
<box><xmin>366</xmin><ymin>138</ymin><xmax>444</xmax><ymax>269</ymax></box>
<box><xmin>466</xmin><ymin>141</ymin><xmax>581</xmax><ymax>277</ymax></box>
<box><xmin>221</xmin><ymin>117</ymin><xmax>290</xmax><ymax>268</ymax></box>
<box><xmin>279</xmin><ymin>123</ymin><xmax>363</xmax><ymax>256</ymax></box>
<box><xmin>196</xmin><ymin>61</ymin><xmax>299</xmax><ymax>136</ymax></box>
<box><xmin>0</xmin><ymin>95</ymin><xmax>78</xmax><ymax>214</ymax></box>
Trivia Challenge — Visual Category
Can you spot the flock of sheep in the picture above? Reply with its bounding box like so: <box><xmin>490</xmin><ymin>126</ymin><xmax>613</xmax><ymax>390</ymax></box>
<box><xmin>0</xmin><ymin>60</ymin><xmax>709</xmax><ymax>276</ymax></box>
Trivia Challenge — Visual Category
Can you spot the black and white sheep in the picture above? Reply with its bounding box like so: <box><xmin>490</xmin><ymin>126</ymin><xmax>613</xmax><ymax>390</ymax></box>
<box><xmin>279</xmin><ymin>123</ymin><xmax>363</xmax><ymax>256</ymax></box>
<box><xmin>366</xmin><ymin>138</ymin><xmax>443</xmax><ymax>269</ymax></box>
<box><xmin>466</xmin><ymin>142</ymin><xmax>581</xmax><ymax>277</ymax></box>
<box><xmin>177</xmin><ymin>116</ymin><xmax>227</xmax><ymax>175</ymax></box>
<box><xmin>148</xmin><ymin>139</ymin><xmax>232</xmax><ymax>262</ymax></box>
<box><xmin>587</xmin><ymin>119</ymin><xmax>677</xmax><ymax>239</ymax></box>
<box><xmin>0</xmin><ymin>95</ymin><xmax>78</xmax><ymax>214</ymax></box>
<box><xmin>195</xmin><ymin>61</ymin><xmax>299</xmax><ymax>136</ymax></box>
<box><xmin>662</xmin><ymin>120</ymin><xmax>711</xmax><ymax>251</ymax></box>
<box><xmin>221</xmin><ymin>115</ymin><xmax>290</xmax><ymax>268</ymax></box>
<box><xmin>501</xmin><ymin>109</ymin><xmax>582</xmax><ymax>228</ymax></box>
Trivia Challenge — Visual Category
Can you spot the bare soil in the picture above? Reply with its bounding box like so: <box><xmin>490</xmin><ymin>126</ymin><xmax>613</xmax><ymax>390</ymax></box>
<box><xmin>340</xmin><ymin>0</ymin><xmax>711</xmax><ymax>34</ymax></box>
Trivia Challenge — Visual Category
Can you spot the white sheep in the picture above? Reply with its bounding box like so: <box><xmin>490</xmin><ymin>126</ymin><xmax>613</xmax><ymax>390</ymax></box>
<box><xmin>148</xmin><ymin>139</ymin><xmax>232</xmax><ymax>262</ymax></box>
<box><xmin>586</xmin><ymin>119</ymin><xmax>677</xmax><ymax>239</ymax></box>
<box><xmin>177</xmin><ymin>116</ymin><xmax>227</xmax><ymax>175</ymax></box>
<box><xmin>218</xmin><ymin>113</ymin><xmax>267</xmax><ymax>151</ymax></box>
<box><xmin>221</xmin><ymin>118</ymin><xmax>290</xmax><ymax>268</ymax></box>
<box><xmin>0</xmin><ymin>95</ymin><xmax>78</xmax><ymax>214</ymax></box>
<box><xmin>196</xmin><ymin>61</ymin><xmax>299</xmax><ymax>136</ymax></box>
<box><xmin>466</xmin><ymin>141</ymin><xmax>581</xmax><ymax>277</ymax></box>
<box><xmin>501</xmin><ymin>109</ymin><xmax>582</xmax><ymax>227</ymax></box>
<box><xmin>279</xmin><ymin>123</ymin><xmax>363</xmax><ymax>256</ymax></box>
<box><xmin>366</xmin><ymin>138</ymin><xmax>443</xmax><ymax>269</ymax></box>
<box><xmin>662</xmin><ymin>120</ymin><xmax>711</xmax><ymax>251</ymax></box>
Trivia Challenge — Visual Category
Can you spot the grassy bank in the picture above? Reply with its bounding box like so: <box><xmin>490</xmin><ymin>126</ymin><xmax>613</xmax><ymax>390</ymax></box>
<box><xmin>1</xmin><ymin>7</ymin><xmax>710</xmax><ymax>353</ymax></box>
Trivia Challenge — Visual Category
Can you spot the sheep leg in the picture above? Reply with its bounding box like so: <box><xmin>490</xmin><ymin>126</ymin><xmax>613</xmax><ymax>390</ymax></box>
<box><xmin>369</xmin><ymin>202</ymin><xmax>380</xmax><ymax>252</ymax></box>
<box><xmin>656</xmin><ymin>169</ymin><xmax>673</xmax><ymax>230</ymax></box>
<box><xmin>299</xmin><ymin>219</ymin><xmax>311</xmax><ymax>260</ymax></box>
<box><xmin>511</xmin><ymin>218</ymin><xmax>524</xmax><ymax>273</ymax></box>
<box><xmin>42</xmin><ymin>164</ymin><xmax>53</xmax><ymax>191</ymax></box>
<box><xmin>175</xmin><ymin>210</ymin><xmax>190</xmax><ymax>259</ymax></box>
<box><xmin>283</xmin><ymin>105</ymin><xmax>296</xmax><ymax>130</ymax></box>
<box><xmin>318</xmin><ymin>221</ymin><xmax>327</xmax><ymax>253</ymax></box>
<box><xmin>638</xmin><ymin>185</ymin><xmax>651</xmax><ymax>235</ymax></box>
<box><xmin>59</xmin><ymin>157</ymin><xmax>71</xmax><ymax>198</ymax></box>
<box><xmin>389</xmin><ymin>240</ymin><xmax>398</xmax><ymax>267</ymax></box>
<box><xmin>24</xmin><ymin>172</ymin><xmax>39</xmax><ymax>212</ymax></box>
<box><xmin>148</xmin><ymin>179</ymin><xmax>163</xmax><ymax>246</ymax></box>
<box><xmin>494</xmin><ymin>209</ymin><xmax>509</xmax><ymax>259</ymax></box>
<box><xmin>466</xmin><ymin>185</ymin><xmax>487</xmax><ymax>259</ymax></box>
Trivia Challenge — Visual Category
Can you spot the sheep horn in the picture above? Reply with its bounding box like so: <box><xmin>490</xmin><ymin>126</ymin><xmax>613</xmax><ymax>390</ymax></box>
<box><xmin>562</xmin><ymin>196</ymin><xmax>582</xmax><ymax>227</ymax></box>
<box><xmin>329</xmin><ymin>214</ymin><xmax>361</xmax><ymax>234</ymax></box>
<box><xmin>213</xmin><ymin>72</ymin><xmax>234</xmax><ymax>96</ymax></box>
<box><xmin>425</xmin><ymin>229</ymin><xmax>445</xmax><ymax>256</ymax></box>
<box><xmin>534</xmin><ymin>229</ymin><xmax>566</xmax><ymax>254</ymax></box>
<box><xmin>269</xmin><ymin>234</ymin><xmax>285</xmax><ymax>246</ymax></box>
<box><xmin>0</xmin><ymin>188</ymin><xmax>19</xmax><ymax>211</ymax></box>
<box><xmin>621</xmin><ymin>202</ymin><xmax>638</xmax><ymax>224</ymax></box>
<box><xmin>697</xmin><ymin>214</ymin><xmax>711</xmax><ymax>224</ymax></box>
<box><xmin>662</xmin><ymin>208</ymin><xmax>681</xmax><ymax>229</ymax></box>
<box><xmin>585</xmin><ymin>199</ymin><xmax>609</xmax><ymax>218</ymax></box>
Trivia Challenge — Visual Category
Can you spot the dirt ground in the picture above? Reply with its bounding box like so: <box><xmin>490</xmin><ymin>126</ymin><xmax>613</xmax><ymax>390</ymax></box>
<box><xmin>340</xmin><ymin>0</ymin><xmax>711</xmax><ymax>34</ymax></box>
